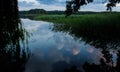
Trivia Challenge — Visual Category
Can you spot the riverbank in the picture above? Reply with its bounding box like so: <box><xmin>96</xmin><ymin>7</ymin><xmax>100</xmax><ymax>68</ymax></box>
<box><xmin>21</xmin><ymin>13</ymin><xmax>120</xmax><ymax>35</ymax></box>
<box><xmin>20</xmin><ymin>13</ymin><xmax>120</xmax><ymax>26</ymax></box>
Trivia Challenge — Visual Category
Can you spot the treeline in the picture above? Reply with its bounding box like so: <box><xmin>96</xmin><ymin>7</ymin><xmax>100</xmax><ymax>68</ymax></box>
<box><xmin>19</xmin><ymin>9</ymin><xmax>120</xmax><ymax>15</ymax></box>
<box><xmin>19</xmin><ymin>9</ymin><xmax>46</xmax><ymax>14</ymax></box>
<box><xmin>19</xmin><ymin>9</ymin><xmax>65</xmax><ymax>15</ymax></box>
<box><xmin>19</xmin><ymin>9</ymin><xmax>95</xmax><ymax>15</ymax></box>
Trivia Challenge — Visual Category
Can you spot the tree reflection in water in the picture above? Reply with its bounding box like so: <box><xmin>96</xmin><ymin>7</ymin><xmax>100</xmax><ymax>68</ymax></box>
<box><xmin>52</xmin><ymin>22</ymin><xmax>120</xmax><ymax>72</ymax></box>
<box><xmin>0</xmin><ymin>0</ymin><xmax>30</xmax><ymax>72</ymax></box>
<box><xmin>83</xmin><ymin>50</ymin><xmax>120</xmax><ymax>72</ymax></box>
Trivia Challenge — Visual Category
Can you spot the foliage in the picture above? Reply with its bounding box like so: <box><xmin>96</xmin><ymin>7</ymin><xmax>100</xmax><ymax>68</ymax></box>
<box><xmin>65</xmin><ymin>0</ymin><xmax>120</xmax><ymax>16</ymax></box>
<box><xmin>28</xmin><ymin>13</ymin><xmax>120</xmax><ymax>26</ymax></box>
<box><xmin>0</xmin><ymin>0</ymin><xmax>30</xmax><ymax>72</ymax></box>
<box><xmin>19</xmin><ymin>9</ymin><xmax>46</xmax><ymax>15</ymax></box>
<box><xmin>83</xmin><ymin>50</ymin><xmax>120</xmax><ymax>72</ymax></box>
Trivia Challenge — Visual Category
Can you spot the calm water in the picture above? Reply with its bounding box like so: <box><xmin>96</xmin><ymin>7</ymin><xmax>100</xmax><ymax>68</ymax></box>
<box><xmin>21</xmin><ymin>19</ymin><xmax>119</xmax><ymax>72</ymax></box>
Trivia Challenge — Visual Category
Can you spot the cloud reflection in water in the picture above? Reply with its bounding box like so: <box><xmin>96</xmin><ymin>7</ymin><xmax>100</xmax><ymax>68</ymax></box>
<box><xmin>22</xmin><ymin>19</ymin><xmax>103</xmax><ymax>72</ymax></box>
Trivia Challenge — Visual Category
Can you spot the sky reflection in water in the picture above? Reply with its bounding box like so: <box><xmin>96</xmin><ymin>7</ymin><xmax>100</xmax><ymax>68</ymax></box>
<box><xmin>22</xmin><ymin>19</ymin><xmax>116</xmax><ymax>72</ymax></box>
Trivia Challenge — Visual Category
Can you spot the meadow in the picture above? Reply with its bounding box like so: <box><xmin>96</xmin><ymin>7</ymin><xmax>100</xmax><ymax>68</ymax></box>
<box><xmin>23</xmin><ymin>13</ymin><xmax>120</xmax><ymax>26</ymax></box>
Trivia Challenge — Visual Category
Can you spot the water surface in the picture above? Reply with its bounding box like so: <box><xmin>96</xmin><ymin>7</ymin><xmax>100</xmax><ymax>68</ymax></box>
<box><xmin>22</xmin><ymin>19</ymin><xmax>120</xmax><ymax>72</ymax></box>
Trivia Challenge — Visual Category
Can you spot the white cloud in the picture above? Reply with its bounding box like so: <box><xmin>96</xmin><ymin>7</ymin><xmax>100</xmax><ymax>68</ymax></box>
<box><xmin>117</xmin><ymin>4</ymin><xmax>120</xmax><ymax>6</ymax></box>
<box><xmin>81</xmin><ymin>3</ymin><xmax>106</xmax><ymax>11</ymax></box>
<box><xmin>19</xmin><ymin>0</ymin><xmax>37</xmax><ymax>3</ymax></box>
<box><xmin>18</xmin><ymin>0</ymin><xmax>65</xmax><ymax>11</ymax></box>
<box><xmin>19</xmin><ymin>0</ymin><xmax>39</xmax><ymax>5</ymax></box>
<box><xmin>18</xmin><ymin>0</ymin><xmax>120</xmax><ymax>11</ymax></box>
<box><xmin>19</xmin><ymin>3</ymin><xmax>65</xmax><ymax>11</ymax></box>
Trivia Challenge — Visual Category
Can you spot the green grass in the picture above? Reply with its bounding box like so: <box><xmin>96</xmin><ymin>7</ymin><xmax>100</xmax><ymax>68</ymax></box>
<box><xmin>31</xmin><ymin>13</ymin><xmax>120</xmax><ymax>32</ymax></box>
<box><xmin>21</xmin><ymin>13</ymin><xmax>120</xmax><ymax>33</ymax></box>
<box><xmin>25</xmin><ymin>13</ymin><xmax>120</xmax><ymax>26</ymax></box>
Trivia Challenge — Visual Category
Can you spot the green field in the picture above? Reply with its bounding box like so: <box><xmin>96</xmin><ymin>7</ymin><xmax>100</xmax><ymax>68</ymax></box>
<box><xmin>22</xmin><ymin>13</ymin><xmax>120</xmax><ymax>33</ymax></box>
<box><xmin>21</xmin><ymin>13</ymin><xmax>120</xmax><ymax>25</ymax></box>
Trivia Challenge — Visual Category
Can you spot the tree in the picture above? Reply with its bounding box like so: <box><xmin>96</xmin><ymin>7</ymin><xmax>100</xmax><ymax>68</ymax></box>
<box><xmin>0</xmin><ymin>0</ymin><xmax>30</xmax><ymax>72</ymax></box>
<box><xmin>65</xmin><ymin>0</ymin><xmax>120</xmax><ymax>16</ymax></box>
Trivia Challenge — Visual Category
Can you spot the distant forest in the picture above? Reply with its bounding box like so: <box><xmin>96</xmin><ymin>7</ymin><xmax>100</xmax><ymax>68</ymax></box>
<box><xmin>19</xmin><ymin>9</ymin><xmax>120</xmax><ymax>15</ymax></box>
<box><xmin>19</xmin><ymin>9</ymin><xmax>64</xmax><ymax>15</ymax></box>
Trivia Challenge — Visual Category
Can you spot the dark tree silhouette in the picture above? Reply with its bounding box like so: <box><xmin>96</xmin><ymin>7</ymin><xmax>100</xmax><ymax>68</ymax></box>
<box><xmin>83</xmin><ymin>50</ymin><xmax>120</xmax><ymax>72</ymax></box>
<box><xmin>0</xmin><ymin>0</ymin><xmax>30</xmax><ymax>72</ymax></box>
<box><xmin>65</xmin><ymin>0</ymin><xmax>120</xmax><ymax>16</ymax></box>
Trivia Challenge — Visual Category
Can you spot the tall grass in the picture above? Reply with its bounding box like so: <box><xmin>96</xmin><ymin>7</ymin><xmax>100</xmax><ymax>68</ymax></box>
<box><xmin>21</xmin><ymin>13</ymin><xmax>120</xmax><ymax>49</ymax></box>
<box><xmin>32</xmin><ymin>13</ymin><xmax>120</xmax><ymax>26</ymax></box>
<box><xmin>39</xmin><ymin>13</ymin><xmax>120</xmax><ymax>49</ymax></box>
<box><xmin>23</xmin><ymin>13</ymin><xmax>120</xmax><ymax>36</ymax></box>
<box><xmin>32</xmin><ymin>13</ymin><xmax>120</xmax><ymax>36</ymax></box>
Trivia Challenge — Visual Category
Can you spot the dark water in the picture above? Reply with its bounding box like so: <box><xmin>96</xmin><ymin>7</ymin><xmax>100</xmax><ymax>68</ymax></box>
<box><xmin>22</xmin><ymin>19</ymin><xmax>120</xmax><ymax>72</ymax></box>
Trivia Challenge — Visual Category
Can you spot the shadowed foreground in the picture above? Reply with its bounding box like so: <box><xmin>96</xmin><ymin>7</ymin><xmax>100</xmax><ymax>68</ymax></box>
<box><xmin>0</xmin><ymin>0</ymin><xmax>30</xmax><ymax>72</ymax></box>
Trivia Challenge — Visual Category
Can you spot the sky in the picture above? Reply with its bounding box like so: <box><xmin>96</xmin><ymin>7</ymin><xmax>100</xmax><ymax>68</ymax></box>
<box><xmin>18</xmin><ymin>0</ymin><xmax>120</xmax><ymax>11</ymax></box>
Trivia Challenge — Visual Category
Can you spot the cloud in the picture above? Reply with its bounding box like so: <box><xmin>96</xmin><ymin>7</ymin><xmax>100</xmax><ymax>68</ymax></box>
<box><xmin>19</xmin><ymin>0</ymin><xmax>38</xmax><ymax>3</ymax></box>
<box><xmin>36</xmin><ymin>0</ymin><xmax>57</xmax><ymax>5</ymax></box>
<box><xmin>80</xmin><ymin>3</ymin><xmax>106</xmax><ymax>11</ymax></box>
<box><xmin>18</xmin><ymin>0</ymin><xmax>120</xmax><ymax>11</ymax></box>
<box><xmin>36</xmin><ymin>0</ymin><xmax>65</xmax><ymax>5</ymax></box>
<box><xmin>18</xmin><ymin>0</ymin><xmax>65</xmax><ymax>11</ymax></box>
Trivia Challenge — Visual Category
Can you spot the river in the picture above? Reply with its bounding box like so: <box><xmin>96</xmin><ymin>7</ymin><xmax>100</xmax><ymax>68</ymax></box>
<box><xmin>21</xmin><ymin>18</ymin><xmax>119</xmax><ymax>72</ymax></box>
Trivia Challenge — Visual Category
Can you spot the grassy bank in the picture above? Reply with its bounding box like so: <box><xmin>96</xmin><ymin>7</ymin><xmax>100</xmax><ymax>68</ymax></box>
<box><xmin>21</xmin><ymin>13</ymin><xmax>120</xmax><ymax>49</ymax></box>
<box><xmin>21</xmin><ymin>13</ymin><xmax>120</xmax><ymax>34</ymax></box>
<box><xmin>21</xmin><ymin>13</ymin><xmax>120</xmax><ymax>32</ymax></box>
<box><xmin>23</xmin><ymin>13</ymin><xmax>120</xmax><ymax>26</ymax></box>
<box><xmin>32</xmin><ymin>13</ymin><xmax>120</xmax><ymax>31</ymax></box>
